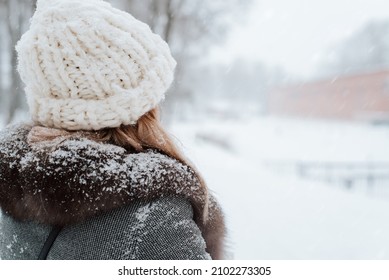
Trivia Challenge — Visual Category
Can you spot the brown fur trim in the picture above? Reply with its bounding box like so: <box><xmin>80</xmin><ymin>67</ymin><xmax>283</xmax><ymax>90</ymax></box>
<box><xmin>0</xmin><ymin>124</ymin><xmax>226</xmax><ymax>259</ymax></box>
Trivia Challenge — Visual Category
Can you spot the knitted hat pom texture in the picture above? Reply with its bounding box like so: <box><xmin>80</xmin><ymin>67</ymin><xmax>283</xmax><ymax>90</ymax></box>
<box><xmin>16</xmin><ymin>0</ymin><xmax>176</xmax><ymax>131</ymax></box>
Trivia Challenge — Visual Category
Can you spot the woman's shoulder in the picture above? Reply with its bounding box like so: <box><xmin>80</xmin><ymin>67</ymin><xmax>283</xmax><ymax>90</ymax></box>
<box><xmin>0</xmin><ymin>124</ymin><xmax>224</xmax><ymax>260</ymax></box>
<box><xmin>0</xmin><ymin>123</ymin><xmax>205</xmax><ymax>226</ymax></box>
<box><xmin>47</xmin><ymin>196</ymin><xmax>211</xmax><ymax>260</ymax></box>
<box><xmin>0</xmin><ymin>196</ymin><xmax>211</xmax><ymax>260</ymax></box>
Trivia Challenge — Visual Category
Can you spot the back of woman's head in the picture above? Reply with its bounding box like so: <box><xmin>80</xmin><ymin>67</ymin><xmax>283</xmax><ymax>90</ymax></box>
<box><xmin>17</xmin><ymin>0</ymin><xmax>176</xmax><ymax>131</ymax></box>
<box><xmin>18</xmin><ymin>0</ymin><xmax>207</xmax><ymax>191</ymax></box>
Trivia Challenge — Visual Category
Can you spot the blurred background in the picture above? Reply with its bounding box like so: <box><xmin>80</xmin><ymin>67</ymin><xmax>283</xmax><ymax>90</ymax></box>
<box><xmin>1</xmin><ymin>0</ymin><xmax>389</xmax><ymax>259</ymax></box>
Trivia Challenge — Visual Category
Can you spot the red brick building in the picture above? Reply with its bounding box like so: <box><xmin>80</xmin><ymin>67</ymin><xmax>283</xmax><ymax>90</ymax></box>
<box><xmin>267</xmin><ymin>70</ymin><xmax>389</xmax><ymax>123</ymax></box>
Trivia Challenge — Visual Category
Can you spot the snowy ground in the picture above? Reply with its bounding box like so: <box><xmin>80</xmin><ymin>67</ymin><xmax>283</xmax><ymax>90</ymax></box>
<box><xmin>171</xmin><ymin>116</ymin><xmax>389</xmax><ymax>259</ymax></box>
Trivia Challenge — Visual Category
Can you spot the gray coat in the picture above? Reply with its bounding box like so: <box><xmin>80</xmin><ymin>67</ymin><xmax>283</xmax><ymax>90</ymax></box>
<box><xmin>0</xmin><ymin>197</ymin><xmax>211</xmax><ymax>260</ymax></box>
<box><xmin>0</xmin><ymin>124</ymin><xmax>225</xmax><ymax>260</ymax></box>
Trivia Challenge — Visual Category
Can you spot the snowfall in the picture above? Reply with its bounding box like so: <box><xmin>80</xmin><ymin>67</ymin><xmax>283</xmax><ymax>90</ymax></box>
<box><xmin>171</xmin><ymin>116</ymin><xmax>389</xmax><ymax>259</ymax></box>
<box><xmin>1</xmin><ymin>115</ymin><xmax>389</xmax><ymax>259</ymax></box>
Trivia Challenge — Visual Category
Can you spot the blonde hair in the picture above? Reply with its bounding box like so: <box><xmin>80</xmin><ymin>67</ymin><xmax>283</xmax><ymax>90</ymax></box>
<box><xmin>100</xmin><ymin>109</ymin><xmax>184</xmax><ymax>160</ymax></box>
<box><xmin>29</xmin><ymin>108</ymin><xmax>207</xmax><ymax>192</ymax></box>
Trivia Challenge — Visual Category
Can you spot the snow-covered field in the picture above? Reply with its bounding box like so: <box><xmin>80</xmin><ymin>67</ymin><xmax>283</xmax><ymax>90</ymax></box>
<box><xmin>171</xmin><ymin>116</ymin><xmax>389</xmax><ymax>259</ymax></box>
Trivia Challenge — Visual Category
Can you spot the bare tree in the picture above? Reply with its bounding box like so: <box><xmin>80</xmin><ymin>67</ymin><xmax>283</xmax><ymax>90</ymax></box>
<box><xmin>0</xmin><ymin>0</ymin><xmax>7</xmax><ymax>113</ymax></box>
<box><xmin>1</xmin><ymin>0</ymin><xmax>35</xmax><ymax>124</ymax></box>
<box><xmin>321</xmin><ymin>19</ymin><xmax>389</xmax><ymax>77</ymax></box>
<box><xmin>117</xmin><ymin>0</ymin><xmax>253</xmax><ymax>120</ymax></box>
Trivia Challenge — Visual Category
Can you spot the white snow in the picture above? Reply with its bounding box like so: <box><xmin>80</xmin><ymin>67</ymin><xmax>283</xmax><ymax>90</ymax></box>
<box><xmin>171</xmin><ymin>116</ymin><xmax>389</xmax><ymax>259</ymax></box>
<box><xmin>135</xmin><ymin>204</ymin><xmax>151</xmax><ymax>224</ymax></box>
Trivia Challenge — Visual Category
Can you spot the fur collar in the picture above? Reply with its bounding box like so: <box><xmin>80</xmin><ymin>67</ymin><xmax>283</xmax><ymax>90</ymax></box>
<box><xmin>0</xmin><ymin>124</ymin><xmax>225</xmax><ymax>259</ymax></box>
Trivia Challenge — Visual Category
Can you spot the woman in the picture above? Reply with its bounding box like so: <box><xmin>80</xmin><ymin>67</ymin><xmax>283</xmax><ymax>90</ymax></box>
<box><xmin>0</xmin><ymin>0</ymin><xmax>225</xmax><ymax>260</ymax></box>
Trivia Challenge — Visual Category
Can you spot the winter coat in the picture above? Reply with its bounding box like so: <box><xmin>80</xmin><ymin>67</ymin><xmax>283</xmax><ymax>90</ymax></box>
<box><xmin>0</xmin><ymin>124</ymin><xmax>225</xmax><ymax>260</ymax></box>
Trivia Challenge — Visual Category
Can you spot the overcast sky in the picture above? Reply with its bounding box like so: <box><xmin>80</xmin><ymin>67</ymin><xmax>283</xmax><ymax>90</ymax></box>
<box><xmin>209</xmin><ymin>0</ymin><xmax>389</xmax><ymax>79</ymax></box>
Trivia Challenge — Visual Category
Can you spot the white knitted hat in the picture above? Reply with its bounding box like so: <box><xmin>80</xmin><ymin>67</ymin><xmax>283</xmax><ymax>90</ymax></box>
<box><xmin>16</xmin><ymin>0</ymin><xmax>176</xmax><ymax>131</ymax></box>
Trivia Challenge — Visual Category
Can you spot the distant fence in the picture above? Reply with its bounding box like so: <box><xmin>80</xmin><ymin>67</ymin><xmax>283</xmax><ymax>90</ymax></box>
<box><xmin>264</xmin><ymin>160</ymin><xmax>389</xmax><ymax>192</ymax></box>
